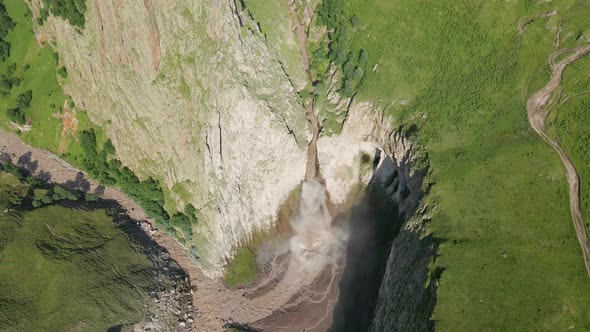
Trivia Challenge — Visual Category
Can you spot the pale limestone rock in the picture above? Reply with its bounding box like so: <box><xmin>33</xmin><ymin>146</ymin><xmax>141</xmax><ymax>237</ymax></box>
<box><xmin>29</xmin><ymin>0</ymin><xmax>413</xmax><ymax>278</ymax></box>
<box><xmin>317</xmin><ymin>101</ymin><xmax>415</xmax><ymax>206</ymax></box>
<box><xmin>33</xmin><ymin>0</ymin><xmax>309</xmax><ymax>276</ymax></box>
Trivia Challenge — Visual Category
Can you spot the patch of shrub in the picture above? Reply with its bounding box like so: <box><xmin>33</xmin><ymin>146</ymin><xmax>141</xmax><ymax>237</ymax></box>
<box><xmin>84</xmin><ymin>193</ymin><xmax>97</xmax><ymax>202</ymax></box>
<box><xmin>52</xmin><ymin>185</ymin><xmax>81</xmax><ymax>201</ymax></box>
<box><xmin>0</xmin><ymin>1</ymin><xmax>15</xmax><ymax>62</ymax></box>
<box><xmin>6</xmin><ymin>107</ymin><xmax>25</xmax><ymax>125</ymax></box>
<box><xmin>314</xmin><ymin>0</ymin><xmax>367</xmax><ymax>97</ymax></box>
<box><xmin>45</xmin><ymin>0</ymin><xmax>87</xmax><ymax>29</ymax></box>
<box><xmin>0</xmin><ymin>160</ymin><xmax>24</xmax><ymax>179</ymax></box>
<box><xmin>78</xmin><ymin>129</ymin><xmax>199</xmax><ymax>233</ymax></box>
<box><xmin>17</xmin><ymin>90</ymin><xmax>32</xmax><ymax>109</ymax></box>
<box><xmin>57</xmin><ymin>66</ymin><xmax>67</xmax><ymax>78</ymax></box>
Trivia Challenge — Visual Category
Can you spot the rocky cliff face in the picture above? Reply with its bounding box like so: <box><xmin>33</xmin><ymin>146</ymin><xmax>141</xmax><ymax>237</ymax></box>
<box><xmin>28</xmin><ymin>3</ymin><xmax>433</xmax><ymax>305</ymax></box>
<box><xmin>31</xmin><ymin>0</ymin><xmax>312</xmax><ymax>275</ymax></box>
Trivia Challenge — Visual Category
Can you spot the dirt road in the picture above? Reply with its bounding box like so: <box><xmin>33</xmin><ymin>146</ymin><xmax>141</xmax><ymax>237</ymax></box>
<box><xmin>526</xmin><ymin>44</ymin><xmax>590</xmax><ymax>277</ymax></box>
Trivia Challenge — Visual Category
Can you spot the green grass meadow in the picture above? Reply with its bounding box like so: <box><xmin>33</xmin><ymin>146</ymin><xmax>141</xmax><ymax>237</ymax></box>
<box><xmin>222</xmin><ymin>231</ymin><xmax>263</xmax><ymax>288</ymax></box>
<box><xmin>340</xmin><ymin>0</ymin><xmax>590</xmax><ymax>330</ymax></box>
<box><xmin>0</xmin><ymin>0</ymin><xmax>96</xmax><ymax>160</ymax></box>
<box><xmin>0</xmin><ymin>172</ymin><xmax>156</xmax><ymax>331</ymax></box>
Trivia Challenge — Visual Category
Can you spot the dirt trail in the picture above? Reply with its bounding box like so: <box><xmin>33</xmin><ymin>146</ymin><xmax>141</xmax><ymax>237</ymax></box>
<box><xmin>526</xmin><ymin>44</ymin><xmax>590</xmax><ymax>277</ymax></box>
<box><xmin>288</xmin><ymin>0</ymin><xmax>321</xmax><ymax>180</ymax></box>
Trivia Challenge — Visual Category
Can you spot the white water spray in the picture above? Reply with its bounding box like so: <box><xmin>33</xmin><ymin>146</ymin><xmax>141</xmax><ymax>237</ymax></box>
<box><xmin>289</xmin><ymin>180</ymin><xmax>348</xmax><ymax>276</ymax></box>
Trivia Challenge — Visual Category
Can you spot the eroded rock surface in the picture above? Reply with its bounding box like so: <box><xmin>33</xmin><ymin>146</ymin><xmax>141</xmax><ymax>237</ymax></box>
<box><xmin>30</xmin><ymin>0</ymin><xmax>310</xmax><ymax>275</ymax></box>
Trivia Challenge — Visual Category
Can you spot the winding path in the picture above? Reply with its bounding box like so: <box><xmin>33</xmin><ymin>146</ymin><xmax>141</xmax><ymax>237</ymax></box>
<box><xmin>526</xmin><ymin>44</ymin><xmax>590</xmax><ymax>277</ymax></box>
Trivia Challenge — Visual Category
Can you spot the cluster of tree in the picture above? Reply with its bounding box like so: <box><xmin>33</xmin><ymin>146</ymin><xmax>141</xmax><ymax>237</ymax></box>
<box><xmin>78</xmin><ymin>129</ymin><xmax>198</xmax><ymax>240</ymax></box>
<box><xmin>5</xmin><ymin>90</ymin><xmax>32</xmax><ymax>125</ymax></box>
<box><xmin>0</xmin><ymin>63</ymin><xmax>21</xmax><ymax>96</ymax></box>
<box><xmin>0</xmin><ymin>160</ymin><xmax>24</xmax><ymax>179</ymax></box>
<box><xmin>315</xmin><ymin>0</ymin><xmax>367</xmax><ymax>97</ymax></box>
<box><xmin>0</xmin><ymin>1</ymin><xmax>15</xmax><ymax>62</ymax></box>
<box><xmin>32</xmin><ymin>186</ymin><xmax>84</xmax><ymax>207</ymax></box>
<box><xmin>0</xmin><ymin>160</ymin><xmax>95</xmax><ymax>208</ymax></box>
<box><xmin>39</xmin><ymin>0</ymin><xmax>86</xmax><ymax>29</ymax></box>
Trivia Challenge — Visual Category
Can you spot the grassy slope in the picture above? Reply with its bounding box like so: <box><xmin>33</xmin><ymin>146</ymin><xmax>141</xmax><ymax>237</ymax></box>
<box><xmin>223</xmin><ymin>184</ymin><xmax>300</xmax><ymax>287</ymax></box>
<box><xmin>0</xmin><ymin>0</ymin><xmax>97</xmax><ymax>161</ymax></box>
<box><xmin>0</xmin><ymin>173</ymin><xmax>155</xmax><ymax>331</ymax></box>
<box><xmin>553</xmin><ymin>56</ymin><xmax>590</xmax><ymax>231</ymax></box>
<box><xmin>223</xmin><ymin>230</ymin><xmax>265</xmax><ymax>288</ymax></box>
<box><xmin>344</xmin><ymin>0</ymin><xmax>590</xmax><ymax>330</ymax></box>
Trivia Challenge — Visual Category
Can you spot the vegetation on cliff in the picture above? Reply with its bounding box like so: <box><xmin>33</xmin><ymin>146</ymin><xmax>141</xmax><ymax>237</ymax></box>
<box><xmin>78</xmin><ymin>128</ymin><xmax>199</xmax><ymax>244</ymax></box>
<box><xmin>315</xmin><ymin>0</ymin><xmax>366</xmax><ymax>97</ymax></box>
<box><xmin>39</xmin><ymin>0</ymin><xmax>87</xmax><ymax>28</ymax></box>
<box><xmin>223</xmin><ymin>230</ymin><xmax>265</xmax><ymax>288</ymax></box>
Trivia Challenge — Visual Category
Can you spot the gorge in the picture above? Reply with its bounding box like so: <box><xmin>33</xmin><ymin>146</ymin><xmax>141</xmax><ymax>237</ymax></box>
<box><xmin>2</xmin><ymin>0</ymin><xmax>590</xmax><ymax>331</ymax></box>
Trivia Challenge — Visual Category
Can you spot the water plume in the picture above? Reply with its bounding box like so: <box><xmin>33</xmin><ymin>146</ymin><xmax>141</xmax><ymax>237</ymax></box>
<box><xmin>289</xmin><ymin>179</ymin><xmax>348</xmax><ymax>276</ymax></box>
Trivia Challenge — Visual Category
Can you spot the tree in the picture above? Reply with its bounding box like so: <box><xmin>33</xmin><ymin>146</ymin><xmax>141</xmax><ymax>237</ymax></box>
<box><xmin>353</xmin><ymin>67</ymin><xmax>364</xmax><ymax>81</ymax></box>
<box><xmin>358</xmin><ymin>49</ymin><xmax>368</xmax><ymax>66</ymax></box>
<box><xmin>103</xmin><ymin>139</ymin><xmax>115</xmax><ymax>155</ymax></box>
<box><xmin>17</xmin><ymin>90</ymin><xmax>33</xmax><ymax>109</ymax></box>
<box><xmin>6</xmin><ymin>107</ymin><xmax>25</xmax><ymax>125</ymax></box>
<box><xmin>38</xmin><ymin>7</ymin><xmax>49</xmax><ymax>25</ymax></box>
<box><xmin>0</xmin><ymin>78</ymin><xmax>11</xmax><ymax>95</ymax></box>
<box><xmin>57</xmin><ymin>66</ymin><xmax>68</xmax><ymax>78</ymax></box>
<box><xmin>0</xmin><ymin>2</ymin><xmax>14</xmax><ymax>62</ymax></box>
<box><xmin>79</xmin><ymin>129</ymin><xmax>98</xmax><ymax>156</ymax></box>
<box><xmin>0</xmin><ymin>39</ymin><xmax>10</xmax><ymax>62</ymax></box>
<box><xmin>52</xmin><ymin>186</ymin><xmax>81</xmax><ymax>201</ymax></box>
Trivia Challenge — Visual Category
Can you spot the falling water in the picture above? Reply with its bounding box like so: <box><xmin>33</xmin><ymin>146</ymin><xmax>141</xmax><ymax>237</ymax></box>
<box><xmin>289</xmin><ymin>180</ymin><xmax>348</xmax><ymax>274</ymax></box>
